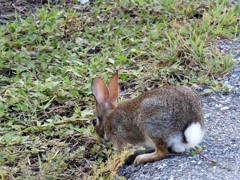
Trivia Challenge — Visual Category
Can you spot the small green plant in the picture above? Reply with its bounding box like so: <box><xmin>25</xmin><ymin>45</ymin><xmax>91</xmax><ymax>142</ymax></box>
<box><xmin>190</xmin><ymin>146</ymin><xmax>217</xmax><ymax>166</ymax></box>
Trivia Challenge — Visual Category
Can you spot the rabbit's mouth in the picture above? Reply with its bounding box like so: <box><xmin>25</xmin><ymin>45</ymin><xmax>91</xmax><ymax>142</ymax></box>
<box><xmin>102</xmin><ymin>133</ymin><xmax>110</xmax><ymax>143</ymax></box>
<box><xmin>101</xmin><ymin>138</ymin><xmax>109</xmax><ymax>144</ymax></box>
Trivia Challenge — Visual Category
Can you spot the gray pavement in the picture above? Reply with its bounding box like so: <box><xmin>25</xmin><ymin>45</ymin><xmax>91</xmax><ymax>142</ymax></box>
<box><xmin>118</xmin><ymin>39</ymin><xmax>240</xmax><ymax>180</ymax></box>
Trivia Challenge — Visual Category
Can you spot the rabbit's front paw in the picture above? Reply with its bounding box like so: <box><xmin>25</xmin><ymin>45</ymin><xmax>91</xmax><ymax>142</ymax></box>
<box><xmin>134</xmin><ymin>154</ymin><xmax>147</xmax><ymax>166</ymax></box>
<box><xmin>133</xmin><ymin>153</ymin><xmax>155</xmax><ymax>166</ymax></box>
<box><xmin>133</xmin><ymin>150</ymin><xmax>169</xmax><ymax>166</ymax></box>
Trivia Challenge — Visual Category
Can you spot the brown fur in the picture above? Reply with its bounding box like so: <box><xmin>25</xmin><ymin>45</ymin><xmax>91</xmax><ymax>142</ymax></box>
<box><xmin>91</xmin><ymin>71</ymin><xmax>205</xmax><ymax>166</ymax></box>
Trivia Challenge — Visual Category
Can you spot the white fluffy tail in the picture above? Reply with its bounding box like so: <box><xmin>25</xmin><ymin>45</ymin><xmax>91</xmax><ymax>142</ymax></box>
<box><xmin>168</xmin><ymin>122</ymin><xmax>205</xmax><ymax>153</ymax></box>
<box><xmin>184</xmin><ymin>122</ymin><xmax>205</xmax><ymax>149</ymax></box>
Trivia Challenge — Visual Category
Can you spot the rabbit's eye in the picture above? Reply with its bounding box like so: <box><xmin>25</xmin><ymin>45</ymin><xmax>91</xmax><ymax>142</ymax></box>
<box><xmin>92</xmin><ymin>118</ymin><xmax>98</xmax><ymax>126</ymax></box>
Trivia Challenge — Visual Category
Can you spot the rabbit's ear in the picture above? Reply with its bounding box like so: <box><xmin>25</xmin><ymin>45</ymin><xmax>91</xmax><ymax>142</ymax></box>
<box><xmin>92</xmin><ymin>77</ymin><xmax>109</xmax><ymax>105</ymax></box>
<box><xmin>108</xmin><ymin>70</ymin><xmax>119</xmax><ymax>105</ymax></box>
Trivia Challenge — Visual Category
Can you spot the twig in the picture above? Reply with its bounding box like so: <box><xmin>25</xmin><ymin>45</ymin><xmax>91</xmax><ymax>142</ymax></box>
<box><xmin>52</xmin><ymin>149</ymin><xmax>60</xmax><ymax>160</ymax></box>
<box><xmin>119</xmin><ymin>66</ymin><xmax>139</xmax><ymax>71</ymax></box>
<box><xmin>197</xmin><ymin>150</ymin><xmax>233</xmax><ymax>171</ymax></box>
<box><xmin>53</xmin><ymin>119</ymin><xmax>89</xmax><ymax>125</ymax></box>
<box><xmin>198</xmin><ymin>151</ymin><xmax>216</xmax><ymax>163</ymax></box>
<box><xmin>13</xmin><ymin>62</ymin><xmax>39</xmax><ymax>81</ymax></box>
<box><xmin>28</xmin><ymin>157</ymin><xmax>31</xmax><ymax>165</ymax></box>
<box><xmin>68</xmin><ymin>142</ymin><xmax>79</xmax><ymax>153</ymax></box>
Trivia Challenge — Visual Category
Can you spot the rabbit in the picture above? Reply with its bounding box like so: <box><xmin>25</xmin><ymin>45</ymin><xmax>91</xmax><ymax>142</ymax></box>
<box><xmin>91</xmin><ymin>70</ymin><xmax>205</xmax><ymax>166</ymax></box>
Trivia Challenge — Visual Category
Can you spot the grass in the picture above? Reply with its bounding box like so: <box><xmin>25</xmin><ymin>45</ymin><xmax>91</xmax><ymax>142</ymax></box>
<box><xmin>0</xmin><ymin>0</ymin><xmax>239</xmax><ymax>179</ymax></box>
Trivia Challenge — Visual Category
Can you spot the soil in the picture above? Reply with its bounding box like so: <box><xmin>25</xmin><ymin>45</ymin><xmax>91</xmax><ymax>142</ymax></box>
<box><xmin>0</xmin><ymin>0</ymin><xmax>40</xmax><ymax>24</ymax></box>
<box><xmin>0</xmin><ymin>0</ymin><xmax>71</xmax><ymax>24</ymax></box>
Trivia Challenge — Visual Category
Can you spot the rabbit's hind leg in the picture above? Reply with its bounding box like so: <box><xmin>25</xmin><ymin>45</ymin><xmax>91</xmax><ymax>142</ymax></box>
<box><xmin>133</xmin><ymin>139</ymin><xmax>169</xmax><ymax>166</ymax></box>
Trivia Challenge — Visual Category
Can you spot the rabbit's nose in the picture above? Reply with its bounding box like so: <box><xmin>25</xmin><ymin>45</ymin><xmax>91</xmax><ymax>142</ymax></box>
<box><xmin>103</xmin><ymin>133</ymin><xmax>110</xmax><ymax>143</ymax></box>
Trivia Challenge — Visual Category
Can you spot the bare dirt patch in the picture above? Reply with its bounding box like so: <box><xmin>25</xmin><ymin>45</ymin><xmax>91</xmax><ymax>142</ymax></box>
<box><xmin>0</xmin><ymin>0</ymin><xmax>42</xmax><ymax>24</ymax></box>
<box><xmin>0</xmin><ymin>0</ymin><xmax>75</xmax><ymax>24</ymax></box>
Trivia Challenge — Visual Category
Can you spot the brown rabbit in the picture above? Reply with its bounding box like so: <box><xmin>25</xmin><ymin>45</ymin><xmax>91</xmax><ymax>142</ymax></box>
<box><xmin>91</xmin><ymin>70</ymin><xmax>205</xmax><ymax>166</ymax></box>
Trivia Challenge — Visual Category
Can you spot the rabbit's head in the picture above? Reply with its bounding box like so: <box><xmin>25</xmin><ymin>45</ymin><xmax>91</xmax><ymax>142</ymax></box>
<box><xmin>91</xmin><ymin>71</ymin><xmax>119</xmax><ymax>142</ymax></box>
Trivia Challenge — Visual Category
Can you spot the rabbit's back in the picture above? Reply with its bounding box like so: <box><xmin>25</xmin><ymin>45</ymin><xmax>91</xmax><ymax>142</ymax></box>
<box><xmin>137</xmin><ymin>86</ymin><xmax>204</xmax><ymax>126</ymax></box>
<box><xmin>114</xmin><ymin>86</ymin><xmax>204</xmax><ymax>152</ymax></box>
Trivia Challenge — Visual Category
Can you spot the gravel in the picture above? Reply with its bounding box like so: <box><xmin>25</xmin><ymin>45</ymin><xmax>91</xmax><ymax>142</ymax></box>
<box><xmin>118</xmin><ymin>39</ymin><xmax>240</xmax><ymax>180</ymax></box>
